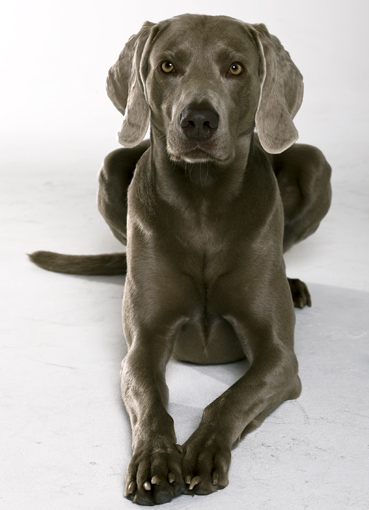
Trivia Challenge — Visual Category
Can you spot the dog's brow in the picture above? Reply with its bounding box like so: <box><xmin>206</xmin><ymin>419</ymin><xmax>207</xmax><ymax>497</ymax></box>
<box><xmin>153</xmin><ymin>48</ymin><xmax>190</xmax><ymax>64</ymax></box>
<box><xmin>215</xmin><ymin>47</ymin><xmax>248</xmax><ymax>63</ymax></box>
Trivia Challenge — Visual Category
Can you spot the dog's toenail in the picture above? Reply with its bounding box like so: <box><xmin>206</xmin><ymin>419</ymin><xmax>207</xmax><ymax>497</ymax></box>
<box><xmin>189</xmin><ymin>476</ymin><xmax>201</xmax><ymax>490</ymax></box>
<box><xmin>128</xmin><ymin>481</ymin><xmax>136</xmax><ymax>494</ymax></box>
<box><xmin>143</xmin><ymin>481</ymin><xmax>151</xmax><ymax>491</ymax></box>
<box><xmin>168</xmin><ymin>473</ymin><xmax>175</xmax><ymax>484</ymax></box>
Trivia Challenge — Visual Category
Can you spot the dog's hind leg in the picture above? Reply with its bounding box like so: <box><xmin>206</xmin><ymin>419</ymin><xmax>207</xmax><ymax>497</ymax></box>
<box><xmin>269</xmin><ymin>143</ymin><xmax>332</xmax><ymax>308</ymax></box>
<box><xmin>272</xmin><ymin>143</ymin><xmax>332</xmax><ymax>253</ymax></box>
<box><xmin>98</xmin><ymin>140</ymin><xmax>150</xmax><ymax>245</ymax></box>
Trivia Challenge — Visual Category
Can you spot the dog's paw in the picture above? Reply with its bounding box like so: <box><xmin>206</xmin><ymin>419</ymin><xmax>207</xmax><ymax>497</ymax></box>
<box><xmin>124</xmin><ymin>441</ymin><xmax>185</xmax><ymax>505</ymax></box>
<box><xmin>288</xmin><ymin>278</ymin><xmax>312</xmax><ymax>308</ymax></box>
<box><xmin>182</xmin><ymin>429</ymin><xmax>231</xmax><ymax>496</ymax></box>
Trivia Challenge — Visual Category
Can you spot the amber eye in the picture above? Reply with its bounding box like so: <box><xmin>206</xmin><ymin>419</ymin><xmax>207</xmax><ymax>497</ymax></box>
<box><xmin>229</xmin><ymin>63</ymin><xmax>244</xmax><ymax>76</ymax></box>
<box><xmin>161</xmin><ymin>61</ymin><xmax>175</xmax><ymax>73</ymax></box>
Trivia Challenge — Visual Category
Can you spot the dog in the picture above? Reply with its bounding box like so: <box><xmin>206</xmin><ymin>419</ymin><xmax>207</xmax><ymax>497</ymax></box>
<box><xmin>30</xmin><ymin>14</ymin><xmax>332</xmax><ymax>505</ymax></box>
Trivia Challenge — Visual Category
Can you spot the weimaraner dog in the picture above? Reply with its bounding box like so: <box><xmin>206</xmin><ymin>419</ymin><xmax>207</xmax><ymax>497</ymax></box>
<box><xmin>30</xmin><ymin>14</ymin><xmax>332</xmax><ymax>506</ymax></box>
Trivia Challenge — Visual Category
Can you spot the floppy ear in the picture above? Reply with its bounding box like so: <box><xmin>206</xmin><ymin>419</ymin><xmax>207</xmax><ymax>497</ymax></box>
<box><xmin>106</xmin><ymin>22</ymin><xmax>154</xmax><ymax>147</ymax></box>
<box><xmin>249</xmin><ymin>24</ymin><xmax>304</xmax><ymax>154</ymax></box>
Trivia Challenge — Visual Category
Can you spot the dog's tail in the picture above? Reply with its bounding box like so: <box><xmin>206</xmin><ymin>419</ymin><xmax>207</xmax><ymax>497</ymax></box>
<box><xmin>28</xmin><ymin>251</ymin><xmax>126</xmax><ymax>276</ymax></box>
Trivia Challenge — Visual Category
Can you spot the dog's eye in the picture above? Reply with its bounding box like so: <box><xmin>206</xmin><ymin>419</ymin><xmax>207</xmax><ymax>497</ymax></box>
<box><xmin>161</xmin><ymin>61</ymin><xmax>175</xmax><ymax>73</ymax></box>
<box><xmin>228</xmin><ymin>63</ymin><xmax>244</xmax><ymax>76</ymax></box>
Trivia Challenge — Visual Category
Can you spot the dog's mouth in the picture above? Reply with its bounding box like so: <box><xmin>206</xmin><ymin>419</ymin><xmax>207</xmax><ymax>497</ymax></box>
<box><xmin>167</xmin><ymin>140</ymin><xmax>230</xmax><ymax>164</ymax></box>
<box><xmin>173</xmin><ymin>147</ymin><xmax>217</xmax><ymax>163</ymax></box>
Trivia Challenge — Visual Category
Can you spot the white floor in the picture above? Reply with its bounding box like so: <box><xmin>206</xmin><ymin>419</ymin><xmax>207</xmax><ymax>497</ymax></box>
<box><xmin>1</xmin><ymin>3</ymin><xmax>369</xmax><ymax>510</ymax></box>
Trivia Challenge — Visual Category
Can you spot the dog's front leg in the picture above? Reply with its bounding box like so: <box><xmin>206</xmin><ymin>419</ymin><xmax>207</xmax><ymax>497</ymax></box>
<box><xmin>182</xmin><ymin>308</ymin><xmax>301</xmax><ymax>496</ymax></box>
<box><xmin>121</xmin><ymin>321</ymin><xmax>185</xmax><ymax>505</ymax></box>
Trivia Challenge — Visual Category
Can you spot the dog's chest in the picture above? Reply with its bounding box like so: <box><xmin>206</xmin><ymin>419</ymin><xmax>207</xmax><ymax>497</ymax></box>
<box><xmin>172</xmin><ymin>201</ymin><xmax>236</xmax><ymax>267</ymax></box>
<box><xmin>171</xmin><ymin>209</ymin><xmax>246</xmax><ymax>361</ymax></box>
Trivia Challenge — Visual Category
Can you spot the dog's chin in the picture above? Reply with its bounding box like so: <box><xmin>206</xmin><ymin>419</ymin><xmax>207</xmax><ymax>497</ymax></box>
<box><xmin>167</xmin><ymin>143</ymin><xmax>231</xmax><ymax>165</ymax></box>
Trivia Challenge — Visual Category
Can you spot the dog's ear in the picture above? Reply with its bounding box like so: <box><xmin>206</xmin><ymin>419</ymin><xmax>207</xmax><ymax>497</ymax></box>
<box><xmin>106</xmin><ymin>22</ymin><xmax>154</xmax><ymax>147</ymax></box>
<box><xmin>249</xmin><ymin>24</ymin><xmax>304</xmax><ymax>154</ymax></box>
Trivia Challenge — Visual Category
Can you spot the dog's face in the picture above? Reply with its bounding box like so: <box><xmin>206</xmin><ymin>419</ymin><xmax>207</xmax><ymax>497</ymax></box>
<box><xmin>107</xmin><ymin>14</ymin><xmax>304</xmax><ymax>157</ymax></box>
<box><xmin>143</xmin><ymin>17</ymin><xmax>261</xmax><ymax>164</ymax></box>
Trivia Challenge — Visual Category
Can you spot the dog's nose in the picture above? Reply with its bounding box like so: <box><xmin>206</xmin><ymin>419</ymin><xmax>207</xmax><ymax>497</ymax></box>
<box><xmin>180</xmin><ymin>104</ymin><xmax>219</xmax><ymax>140</ymax></box>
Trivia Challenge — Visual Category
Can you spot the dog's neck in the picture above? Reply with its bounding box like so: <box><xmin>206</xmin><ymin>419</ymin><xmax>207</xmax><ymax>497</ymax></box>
<box><xmin>150</xmin><ymin>131</ymin><xmax>254</xmax><ymax>206</ymax></box>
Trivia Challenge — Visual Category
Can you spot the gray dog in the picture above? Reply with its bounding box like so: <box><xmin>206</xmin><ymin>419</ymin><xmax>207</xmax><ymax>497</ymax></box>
<box><xmin>30</xmin><ymin>14</ymin><xmax>332</xmax><ymax>506</ymax></box>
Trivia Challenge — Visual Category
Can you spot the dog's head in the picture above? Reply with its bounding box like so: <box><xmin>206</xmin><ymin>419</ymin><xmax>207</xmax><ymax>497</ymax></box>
<box><xmin>107</xmin><ymin>15</ymin><xmax>303</xmax><ymax>161</ymax></box>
